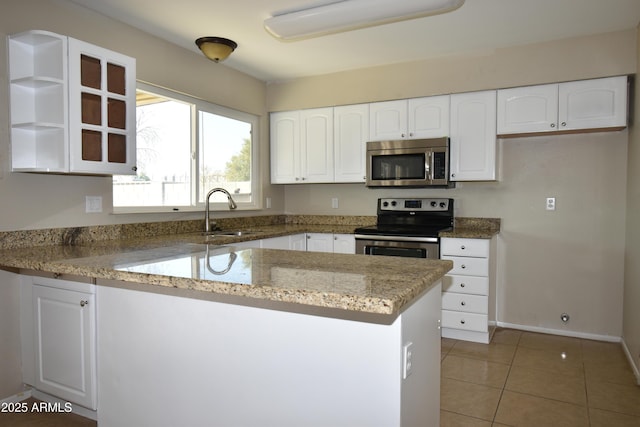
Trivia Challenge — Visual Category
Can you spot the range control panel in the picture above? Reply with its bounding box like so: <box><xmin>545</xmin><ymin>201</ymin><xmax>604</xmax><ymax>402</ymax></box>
<box><xmin>378</xmin><ymin>198</ymin><xmax>452</xmax><ymax>212</ymax></box>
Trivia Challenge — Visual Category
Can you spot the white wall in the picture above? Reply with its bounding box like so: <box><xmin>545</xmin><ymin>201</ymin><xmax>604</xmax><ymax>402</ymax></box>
<box><xmin>623</xmin><ymin>25</ymin><xmax>640</xmax><ymax>381</ymax></box>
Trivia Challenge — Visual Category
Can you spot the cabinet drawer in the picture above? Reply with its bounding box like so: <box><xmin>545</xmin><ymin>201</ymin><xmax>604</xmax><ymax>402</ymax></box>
<box><xmin>442</xmin><ymin>275</ymin><xmax>489</xmax><ymax>295</ymax></box>
<box><xmin>441</xmin><ymin>310</ymin><xmax>488</xmax><ymax>332</ymax></box>
<box><xmin>442</xmin><ymin>293</ymin><xmax>488</xmax><ymax>314</ymax></box>
<box><xmin>441</xmin><ymin>238</ymin><xmax>489</xmax><ymax>257</ymax></box>
<box><xmin>441</xmin><ymin>256</ymin><xmax>488</xmax><ymax>276</ymax></box>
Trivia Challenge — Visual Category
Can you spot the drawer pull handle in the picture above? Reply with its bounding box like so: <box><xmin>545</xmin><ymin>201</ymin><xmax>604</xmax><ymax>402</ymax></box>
<box><xmin>461</xmin><ymin>301</ymin><xmax>466</xmax><ymax>306</ymax></box>
<box><xmin>460</xmin><ymin>283</ymin><xmax>466</xmax><ymax>288</ymax></box>
<box><xmin>460</xmin><ymin>320</ymin><xmax>466</xmax><ymax>325</ymax></box>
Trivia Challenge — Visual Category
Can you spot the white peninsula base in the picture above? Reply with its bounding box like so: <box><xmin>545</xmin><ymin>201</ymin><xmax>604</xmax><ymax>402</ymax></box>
<box><xmin>96</xmin><ymin>280</ymin><xmax>442</xmax><ymax>427</ymax></box>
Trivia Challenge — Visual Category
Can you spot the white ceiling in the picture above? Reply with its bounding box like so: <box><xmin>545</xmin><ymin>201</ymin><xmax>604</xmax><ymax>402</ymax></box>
<box><xmin>69</xmin><ymin>0</ymin><xmax>640</xmax><ymax>83</ymax></box>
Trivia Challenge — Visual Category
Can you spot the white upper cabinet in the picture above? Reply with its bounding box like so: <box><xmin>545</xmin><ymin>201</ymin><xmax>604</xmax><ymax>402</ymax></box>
<box><xmin>270</xmin><ymin>108</ymin><xmax>334</xmax><ymax>184</ymax></box>
<box><xmin>497</xmin><ymin>76</ymin><xmax>627</xmax><ymax>135</ymax></box>
<box><xmin>270</xmin><ymin>111</ymin><xmax>300</xmax><ymax>183</ymax></box>
<box><xmin>449</xmin><ymin>90</ymin><xmax>497</xmax><ymax>181</ymax></box>
<box><xmin>8</xmin><ymin>30</ymin><xmax>136</xmax><ymax>175</ymax></box>
<box><xmin>497</xmin><ymin>84</ymin><xmax>558</xmax><ymax>134</ymax></box>
<box><xmin>369</xmin><ymin>96</ymin><xmax>449</xmax><ymax>141</ymax></box>
<box><xmin>67</xmin><ymin>38</ymin><xmax>137</xmax><ymax>175</ymax></box>
<box><xmin>558</xmin><ymin>77</ymin><xmax>628</xmax><ymax>131</ymax></box>
<box><xmin>334</xmin><ymin>104</ymin><xmax>369</xmax><ymax>183</ymax></box>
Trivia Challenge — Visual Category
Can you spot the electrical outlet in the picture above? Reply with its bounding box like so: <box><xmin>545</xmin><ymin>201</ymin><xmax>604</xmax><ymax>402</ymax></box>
<box><xmin>331</xmin><ymin>198</ymin><xmax>339</xmax><ymax>209</ymax></box>
<box><xmin>85</xmin><ymin>196</ymin><xmax>102</xmax><ymax>213</ymax></box>
<box><xmin>403</xmin><ymin>342</ymin><xmax>413</xmax><ymax>379</ymax></box>
<box><xmin>546</xmin><ymin>197</ymin><xmax>556</xmax><ymax>211</ymax></box>
<box><xmin>265</xmin><ymin>197</ymin><xmax>272</xmax><ymax>209</ymax></box>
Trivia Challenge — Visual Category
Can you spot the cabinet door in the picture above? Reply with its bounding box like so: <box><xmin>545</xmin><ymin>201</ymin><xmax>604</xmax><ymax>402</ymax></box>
<box><xmin>559</xmin><ymin>76</ymin><xmax>628</xmax><ymax>131</ymax></box>
<box><xmin>289</xmin><ymin>233</ymin><xmax>308</xmax><ymax>251</ymax></box>
<box><xmin>306</xmin><ymin>233</ymin><xmax>334</xmax><ymax>253</ymax></box>
<box><xmin>300</xmin><ymin>108</ymin><xmax>334</xmax><ymax>183</ymax></box>
<box><xmin>68</xmin><ymin>38</ymin><xmax>136</xmax><ymax>175</ymax></box>
<box><xmin>369</xmin><ymin>100</ymin><xmax>407</xmax><ymax>141</ymax></box>
<box><xmin>334</xmin><ymin>104</ymin><xmax>368</xmax><ymax>183</ymax></box>
<box><xmin>408</xmin><ymin>95</ymin><xmax>450</xmax><ymax>138</ymax></box>
<box><xmin>33</xmin><ymin>283</ymin><xmax>96</xmax><ymax>410</ymax></box>
<box><xmin>270</xmin><ymin>111</ymin><xmax>301</xmax><ymax>184</ymax></box>
<box><xmin>449</xmin><ymin>91</ymin><xmax>497</xmax><ymax>181</ymax></box>
<box><xmin>497</xmin><ymin>84</ymin><xmax>558</xmax><ymax>135</ymax></box>
<box><xmin>333</xmin><ymin>234</ymin><xmax>356</xmax><ymax>254</ymax></box>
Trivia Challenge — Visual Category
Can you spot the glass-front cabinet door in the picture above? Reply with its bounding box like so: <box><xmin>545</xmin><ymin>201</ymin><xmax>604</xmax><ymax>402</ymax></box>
<box><xmin>68</xmin><ymin>38</ymin><xmax>136</xmax><ymax>175</ymax></box>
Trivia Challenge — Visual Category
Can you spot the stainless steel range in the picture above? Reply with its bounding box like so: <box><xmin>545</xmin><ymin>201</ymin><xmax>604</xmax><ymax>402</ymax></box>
<box><xmin>354</xmin><ymin>198</ymin><xmax>454</xmax><ymax>259</ymax></box>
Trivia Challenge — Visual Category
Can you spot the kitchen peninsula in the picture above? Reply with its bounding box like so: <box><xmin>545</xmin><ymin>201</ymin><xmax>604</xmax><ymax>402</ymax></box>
<box><xmin>0</xmin><ymin>224</ymin><xmax>453</xmax><ymax>427</ymax></box>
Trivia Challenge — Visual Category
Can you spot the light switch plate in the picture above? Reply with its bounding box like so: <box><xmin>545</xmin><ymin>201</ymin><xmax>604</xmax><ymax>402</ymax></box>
<box><xmin>86</xmin><ymin>196</ymin><xmax>103</xmax><ymax>213</ymax></box>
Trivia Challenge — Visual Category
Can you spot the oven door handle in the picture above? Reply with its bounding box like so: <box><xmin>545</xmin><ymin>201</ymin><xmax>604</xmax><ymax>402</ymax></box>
<box><xmin>354</xmin><ymin>234</ymin><xmax>439</xmax><ymax>243</ymax></box>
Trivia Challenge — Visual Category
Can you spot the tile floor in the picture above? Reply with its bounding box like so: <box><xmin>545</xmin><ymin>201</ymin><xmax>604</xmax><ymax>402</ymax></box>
<box><xmin>2</xmin><ymin>328</ymin><xmax>638</xmax><ymax>426</ymax></box>
<box><xmin>441</xmin><ymin>328</ymin><xmax>640</xmax><ymax>427</ymax></box>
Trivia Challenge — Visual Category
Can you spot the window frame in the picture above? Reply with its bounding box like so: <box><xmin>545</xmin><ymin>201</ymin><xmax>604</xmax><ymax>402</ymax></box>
<box><xmin>113</xmin><ymin>82</ymin><xmax>261</xmax><ymax>214</ymax></box>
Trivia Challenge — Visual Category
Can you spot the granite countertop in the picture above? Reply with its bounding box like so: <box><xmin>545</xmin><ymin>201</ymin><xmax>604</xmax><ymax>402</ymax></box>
<box><xmin>0</xmin><ymin>216</ymin><xmax>501</xmax><ymax>322</ymax></box>
<box><xmin>0</xmin><ymin>228</ymin><xmax>452</xmax><ymax>322</ymax></box>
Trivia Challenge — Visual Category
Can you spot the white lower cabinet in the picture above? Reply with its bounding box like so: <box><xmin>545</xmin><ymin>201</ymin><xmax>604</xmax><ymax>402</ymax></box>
<box><xmin>440</xmin><ymin>237</ymin><xmax>496</xmax><ymax>344</ymax></box>
<box><xmin>258</xmin><ymin>233</ymin><xmax>307</xmax><ymax>250</ymax></box>
<box><xmin>306</xmin><ymin>233</ymin><xmax>355</xmax><ymax>254</ymax></box>
<box><xmin>21</xmin><ymin>275</ymin><xmax>97</xmax><ymax>410</ymax></box>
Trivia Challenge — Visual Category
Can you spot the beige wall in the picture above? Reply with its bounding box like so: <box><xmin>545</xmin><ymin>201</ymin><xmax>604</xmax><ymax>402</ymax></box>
<box><xmin>0</xmin><ymin>0</ymin><xmax>279</xmax><ymax>399</ymax></box>
<box><xmin>0</xmin><ymin>0</ymin><xmax>283</xmax><ymax>232</ymax></box>
<box><xmin>268</xmin><ymin>29</ymin><xmax>636</xmax><ymax>339</ymax></box>
<box><xmin>623</xmin><ymin>26</ymin><xmax>640</xmax><ymax>381</ymax></box>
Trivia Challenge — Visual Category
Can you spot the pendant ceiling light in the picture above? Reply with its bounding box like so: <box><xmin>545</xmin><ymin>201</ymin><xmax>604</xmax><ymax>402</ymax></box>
<box><xmin>195</xmin><ymin>37</ymin><xmax>238</xmax><ymax>62</ymax></box>
<box><xmin>265</xmin><ymin>0</ymin><xmax>465</xmax><ymax>40</ymax></box>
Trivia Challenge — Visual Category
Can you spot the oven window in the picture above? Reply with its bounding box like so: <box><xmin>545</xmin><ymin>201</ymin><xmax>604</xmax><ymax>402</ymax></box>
<box><xmin>369</xmin><ymin>246</ymin><xmax>429</xmax><ymax>258</ymax></box>
<box><xmin>370</xmin><ymin>154</ymin><xmax>426</xmax><ymax>180</ymax></box>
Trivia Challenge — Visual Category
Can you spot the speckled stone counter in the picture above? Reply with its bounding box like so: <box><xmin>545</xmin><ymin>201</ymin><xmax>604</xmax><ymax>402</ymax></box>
<box><xmin>0</xmin><ymin>228</ymin><xmax>452</xmax><ymax>322</ymax></box>
<box><xmin>0</xmin><ymin>215</ymin><xmax>503</xmax><ymax>321</ymax></box>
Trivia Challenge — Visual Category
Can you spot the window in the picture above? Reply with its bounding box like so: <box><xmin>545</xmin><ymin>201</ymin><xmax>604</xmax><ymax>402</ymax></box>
<box><xmin>113</xmin><ymin>83</ymin><xmax>259</xmax><ymax>212</ymax></box>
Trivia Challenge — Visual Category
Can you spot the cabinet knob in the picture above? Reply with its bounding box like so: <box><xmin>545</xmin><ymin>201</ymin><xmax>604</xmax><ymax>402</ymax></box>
<box><xmin>461</xmin><ymin>301</ymin><xmax>466</xmax><ymax>306</ymax></box>
<box><xmin>451</xmin><ymin>173</ymin><xmax>456</xmax><ymax>178</ymax></box>
<box><xmin>550</xmin><ymin>123</ymin><xmax>556</xmax><ymax>128</ymax></box>
<box><xmin>80</xmin><ymin>300</ymin><xmax>89</xmax><ymax>307</ymax></box>
<box><xmin>460</xmin><ymin>283</ymin><xmax>466</xmax><ymax>288</ymax></box>
<box><xmin>461</xmin><ymin>264</ymin><xmax>466</xmax><ymax>269</ymax></box>
<box><xmin>460</xmin><ymin>319</ymin><xmax>466</xmax><ymax>325</ymax></box>
<box><xmin>132</xmin><ymin>166</ymin><xmax>138</xmax><ymax>172</ymax></box>
<box><xmin>561</xmin><ymin>122</ymin><xmax>567</xmax><ymax>127</ymax></box>
<box><xmin>461</xmin><ymin>245</ymin><xmax>466</xmax><ymax>250</ymax></box>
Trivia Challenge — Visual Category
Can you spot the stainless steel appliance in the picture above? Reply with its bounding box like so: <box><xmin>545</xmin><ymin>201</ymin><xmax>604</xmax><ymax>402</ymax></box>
<box><xmin>354</xmin><ymin>197</ymin><xmax>454</xmax><ymax>259</ymax></box>
<box><xmin>365</xmin><ymin>137</ymin><xmax>452</xmax><ymax>188</ymax></box>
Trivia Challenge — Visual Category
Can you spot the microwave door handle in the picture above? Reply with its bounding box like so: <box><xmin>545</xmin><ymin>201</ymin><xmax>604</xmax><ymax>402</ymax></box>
<box><xmin>425</xmin><ymin>152</ymin><xmax>432</xmax><ymax>180</ymax></box>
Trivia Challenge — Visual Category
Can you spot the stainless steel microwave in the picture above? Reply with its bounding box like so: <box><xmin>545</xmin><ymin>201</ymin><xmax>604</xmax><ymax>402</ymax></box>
<box><xmin>365</xmin><ymin>137</ymin><xmax>453</xmax><ymax>187</ymax></box>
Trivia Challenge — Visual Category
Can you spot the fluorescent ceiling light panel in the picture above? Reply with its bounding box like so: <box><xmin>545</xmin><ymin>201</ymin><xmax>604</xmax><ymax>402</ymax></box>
<box><xmin>264</xmin><ymin>0</ymin><xmax>465</xmax><ymax>40</ymax></box>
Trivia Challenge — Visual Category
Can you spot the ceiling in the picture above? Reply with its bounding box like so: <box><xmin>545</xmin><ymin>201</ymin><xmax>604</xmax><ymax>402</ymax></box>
<box><xmin>69</xmin><ymin>0</ymin><xmax>640</xmax><ymax>83</ymax></box>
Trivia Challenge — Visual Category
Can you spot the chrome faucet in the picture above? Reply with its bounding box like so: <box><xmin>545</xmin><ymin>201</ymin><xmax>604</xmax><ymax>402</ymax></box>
<box><xmin>204</xmin><ymin>188</ymin><xmax>237</xmax><ymax>233</ymax></box>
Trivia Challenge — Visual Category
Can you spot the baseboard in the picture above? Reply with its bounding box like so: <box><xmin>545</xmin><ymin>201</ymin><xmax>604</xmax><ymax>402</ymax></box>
<box><xmin>0</xmin><ymin>388</ymin><xmax>32</xmax><ymax>404</ymax></box>
<box><xmin>621</xmin><ymin>337</ymin><xmax>640</xmax><ymax>385</ymax></box>
<box><xmin>496</xmin><ymin>321</ymin><xmax>621</xmax><ymax>343</ymax></box>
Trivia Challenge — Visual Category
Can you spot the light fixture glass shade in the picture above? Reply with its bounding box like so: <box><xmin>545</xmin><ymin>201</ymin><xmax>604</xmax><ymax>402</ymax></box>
<box><xmin>265</xmin><ymin>0</ymin><xmax>465</xmax><ymax>40</ymax></box>
<box><xmin>195</xmin><ymin>37</ymin><xmax>237</xmax><ymax>62</ymax></box>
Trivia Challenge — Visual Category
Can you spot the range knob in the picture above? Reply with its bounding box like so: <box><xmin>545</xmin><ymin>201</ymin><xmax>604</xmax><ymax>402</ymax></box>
<box><xmin>430</xmin><ymin>201</ymin><xmax>437</xmax><ymax>207</ymax></box>
<box><xmin>391</xmin><ymin>201</ymin><xmax>397</xmax><ymax>206</ymax></box>
<box><xmin>382</xmin><ymin>201</ymin><xmax>389</xmax><ymax>207</ymax></box>
<box><xmin>440</xmin><ymin>202</ymin><xmax>447</xmax><ymax>208</ymax></box>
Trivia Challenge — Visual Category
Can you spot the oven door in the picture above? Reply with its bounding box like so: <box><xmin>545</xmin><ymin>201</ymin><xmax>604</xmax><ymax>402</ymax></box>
<box><xmin>355</xmin><ymin>235</ymin><xmax>440</xmax><ymax>259</ymax></box>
